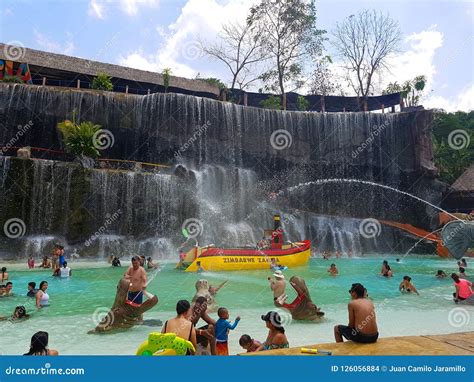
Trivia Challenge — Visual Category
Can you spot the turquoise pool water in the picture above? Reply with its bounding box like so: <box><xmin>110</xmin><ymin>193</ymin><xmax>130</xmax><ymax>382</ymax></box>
<box><xmin>0</xmin><ymin>256</ymin><xmax>472</xmax><ymax>355</ymax></box>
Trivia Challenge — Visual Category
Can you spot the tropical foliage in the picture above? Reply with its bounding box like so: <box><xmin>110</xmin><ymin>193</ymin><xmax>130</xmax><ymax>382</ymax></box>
<box><xmin>57</xmin><ymin>112</ymin><xmax>102</xmax><ymax>158</ymax></box>
<box><xmin>260</xmin><ymin>95</ymin><xmax>281</xmax><ymax>110</ymax></box>
<box><xmin>432</xmin><ymin>111</ymin><xmax>474</xmax><ymax>184</ymax></box>
<box><xmin>91</xmin><ymin>72</ymin><xmax>113</xmax><ymax>91</ymax></box>
<box><xmin>383</xmin><ymin>75</ymin><xmax>427</xmax><ymax>107</ymax></box>
<box><xmin>162</xmin><ymin>68</ymin><xmax>171</xmax><ymax>92</ymax></box>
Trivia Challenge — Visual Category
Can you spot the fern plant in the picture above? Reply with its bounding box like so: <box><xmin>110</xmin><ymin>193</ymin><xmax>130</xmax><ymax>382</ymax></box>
<box><xmin>91</xmin><ymin>72</ymin><xmax>113</xmax><ymax>91</ymax></box>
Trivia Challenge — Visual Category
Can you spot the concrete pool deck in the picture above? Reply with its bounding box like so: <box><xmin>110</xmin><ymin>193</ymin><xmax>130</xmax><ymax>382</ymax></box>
<box><xmin>243</xmin><ymin>331</ymin><xmax>474</xmax><ymax>356</ymax></box>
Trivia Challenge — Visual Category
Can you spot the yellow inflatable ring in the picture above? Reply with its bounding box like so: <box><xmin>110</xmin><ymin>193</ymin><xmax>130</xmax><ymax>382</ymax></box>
<box><xmin>136</xmin><ymin>332</ymin><xmax>195</xmax><ymax>356</ymax></box>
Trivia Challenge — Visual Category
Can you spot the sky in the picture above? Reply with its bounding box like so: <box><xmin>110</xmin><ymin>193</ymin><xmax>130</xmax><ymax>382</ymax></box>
<box><xmin>0</xmin><ymin>0</ymin><xmax>473</xmax><ymax>111</ymax></box>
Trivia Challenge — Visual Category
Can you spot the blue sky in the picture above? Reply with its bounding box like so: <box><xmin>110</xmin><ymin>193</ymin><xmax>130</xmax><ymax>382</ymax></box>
<box><xmin>1</xmin><ymin>0</ymin><xmax>473</xmax><ymax>111</ymax></box>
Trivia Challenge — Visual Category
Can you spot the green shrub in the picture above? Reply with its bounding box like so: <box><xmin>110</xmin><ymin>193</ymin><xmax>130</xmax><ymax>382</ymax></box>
<box><xmin>91</xmin><ymin>72</ymin><xmax>113</xmax><ymax>91</ymax></box>
<box><xmin>162</xmin><ymin>68</ymin><xmax>171</xmax><ymax>92</ymax></box>
<box><xmin>260</xmin><ymin>95</ymin><xmax>281</xmax><ymax>110</ymax></box>
<box><xmin>57</xmin><ymin>113</ymin><xmax>102</xmax><ymax>158</ymax></box>
<box><xmin>1</xmin><ymin>76</ymin><xmax>23</xmax><ymax>84</ymax></box>
<box><xmin>297</xmin><ymin>95</ymin><xmax>309</xmax><ymax>111</ymax></box>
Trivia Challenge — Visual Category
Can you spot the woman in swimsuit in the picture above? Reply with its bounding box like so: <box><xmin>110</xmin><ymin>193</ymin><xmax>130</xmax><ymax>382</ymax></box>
<box><xmin>1</xmin><ymin>267</ymin><xmax>8</xmax><ymax>282</ymax></box>
<box><xmin>399</xmin><ymin>276</ymin><xmax>419</xmax><ymax>295</ymax></box>
<box><xmin>36</xmin><ymin>281</ymin><xmax>49</xmax><ymax>308</ymax></box>
<box><xmin>24</xmin><ymin>331</ymin><xmax>58</xmax><ymax>355</ymax></box>
<box><xmin>0</xmin><ymin>305</ymin><xmax>30</xmax><ymax>322</ymax></box>
<box><xmin>261</xmin><ymin>311</ymin><xmax>289</xmax><ymax>350</ymax></box>
<box><xmin>161</xmin><ymin>299</ymin><xmax>197</xmax><ymax>354</ymax></box>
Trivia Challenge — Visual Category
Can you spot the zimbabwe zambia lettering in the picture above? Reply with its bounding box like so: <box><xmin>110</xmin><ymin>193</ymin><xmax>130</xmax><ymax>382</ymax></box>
<box><xmin>222</xmin><ymin>257</ymin><xmax>281</xmax><ymax>263</ymax></box>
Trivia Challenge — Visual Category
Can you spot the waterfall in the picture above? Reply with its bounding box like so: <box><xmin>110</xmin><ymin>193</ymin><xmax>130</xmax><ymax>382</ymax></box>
<box><xmin>0</xmin><ymin>84</ymin><xmax>441</xmax><ymax>259</ymax></box>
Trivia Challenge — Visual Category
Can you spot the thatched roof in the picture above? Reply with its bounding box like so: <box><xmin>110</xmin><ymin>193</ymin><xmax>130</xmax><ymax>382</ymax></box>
<box><xmin>451</xmin><ymin>165</ymin><xmax>474</xmax><ymax>192</ymax></box>
<box><xmin>0</xmin><ymin>43</ymin><xmax>219</xmax><ymax>96</ymax></box>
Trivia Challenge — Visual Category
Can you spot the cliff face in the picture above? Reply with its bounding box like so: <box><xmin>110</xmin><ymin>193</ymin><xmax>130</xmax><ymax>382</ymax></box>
<box><xmin>0</xmin><ymin>84</ymin><xmax>442</xmax><ymax>258</ymax></box>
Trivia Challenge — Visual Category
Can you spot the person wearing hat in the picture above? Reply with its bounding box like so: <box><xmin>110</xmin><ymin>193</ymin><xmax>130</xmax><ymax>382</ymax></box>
<box><xmin>268</xmin><ymin>270</ymin><xmax>286</xmax><ymax>306</ymax></box>
<box><xmin>334</xmin><ymin>283</ymin><xmax>379</xmax><ymax>344</ymax></box>
<box><xmin>261</xmin><ymin>311</ymin><xmax>289</xmax><ymax>351</ymax></box>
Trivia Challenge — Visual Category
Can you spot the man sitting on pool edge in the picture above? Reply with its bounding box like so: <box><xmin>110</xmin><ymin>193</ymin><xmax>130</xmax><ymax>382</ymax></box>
<box><xmin>334</xmin><ymin>283</ymin><xmax>379</xmax><ymax>344</ymax></box>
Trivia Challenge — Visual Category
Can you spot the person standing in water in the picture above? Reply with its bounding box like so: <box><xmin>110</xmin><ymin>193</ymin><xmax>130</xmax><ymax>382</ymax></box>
<box><xmin>334</xmin><ymin>283</ymin><xmax>379</xmax><ymax>343</ymax></box>
<box><xmin>27</xmin><ymin>255</ymin><xmax>35</xmax><ymax>269</ymax></box>
<box><xmin>162</xmin><ymin>300</ymin><xmax>197</xmax><ymax>355</ymax></box>
<box><xmin>328</xmin><ymin>264</ymin><xmax>339</xmax><ymax>276</ymax></box>
<box><xmin>399</xmin><ymin>276</ymin><xmax>419</xmax><ymax>295</ymax></box>
<box><xmin>124</xmin><ymin>256</ymin><xmax>147</xmax><ymax>304</ymax></box>
<box><xmin>60</xmin><ymin>262</ymin><xmax>72</xmax><ymax>278</ymax></box>
<box><xmin>36</xmin><ymin>281</ymin><xmax>49</xmax><ymax>308</ymax></box>
<box><xmin>268</xmin><ymin>270</ymin><xmax>286</xmax><ymax>305</ymax></box>
<box><xmin>1</xmin><ymin>267</ymin><xmax>8</xmax><ymax>282</ymax></box>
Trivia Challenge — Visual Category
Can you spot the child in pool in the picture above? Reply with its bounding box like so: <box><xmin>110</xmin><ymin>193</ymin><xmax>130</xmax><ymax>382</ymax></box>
<box><xmin>399</xmin><ymin>276</ymin><xmax>419</xmax><ymax>295</ymax></box>
<box><xmin>459</xmin><ymin>267</ymin><xmax>468</xmax><ymax>278</ymax></box>
<box><xmin>436</xmin><ymin>270</ymin><xmax>447</xmax><ymax>279</ymax></box>
<box><xmin>239</xmin><ymin>334</ymin><xmax>263</xmax><ymax>353</ymax></box>
<box><xmin>328</xmin><ymin>263</ymin><xmax>339</xmax><ymax>276</ymax></box>
<box><xmin>215</xmin><ymin>307</ymin><xmax>240</xmax><ymax>355</ymax></box>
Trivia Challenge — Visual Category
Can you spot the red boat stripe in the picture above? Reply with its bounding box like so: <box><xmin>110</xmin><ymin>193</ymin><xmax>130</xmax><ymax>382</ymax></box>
<box><xmin>199</xmin><ymin>241</ymin><xmax>310</xmax><ymax>258</ymax></box>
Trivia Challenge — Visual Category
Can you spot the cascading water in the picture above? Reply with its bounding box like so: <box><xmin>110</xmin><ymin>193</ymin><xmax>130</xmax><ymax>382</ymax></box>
<box><xmin>0</xmin><ymin>84</ymin><xmax>444</xmax><ymax>259</ymax></box>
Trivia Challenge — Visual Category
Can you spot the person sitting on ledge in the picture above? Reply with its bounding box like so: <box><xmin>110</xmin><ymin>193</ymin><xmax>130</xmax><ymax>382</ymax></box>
<box><xmin>111</xmin><ymin>256</ymin><xmax>121</xmax><ymax>267</ymax></box>
<box><xmin>39</xmin><ymin>256</ymin><xmax>51</xmax><ymax>268</ymax></box>
<box><xmin>451</xmin><ymin>273</ymin><xmax>473</xmax><ymax>303</ymax></box>
<box><xmin>334</xmin><ymin>283</ymin><xmax>379</xmax><ymax>344</ymax></box>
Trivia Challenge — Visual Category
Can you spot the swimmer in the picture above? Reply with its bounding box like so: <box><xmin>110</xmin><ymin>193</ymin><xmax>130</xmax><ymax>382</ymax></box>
<box><xmin>146</xmin><ymin>257</ymin><xmax>159</xmax><ymax>270</ymax></box>
<box><xmin>4</xmin><ymin>282</ymin><xmax>13</xmax><ymax>296</ymax></box>
<box><xmin>436</xmin><ymin>270</ymin><xmax>447</xmax><ymax>279</ymax></box>
<box><xmin>124</xmin><ymin>256</ymin><xmax>147</xmax><ymax>305</ymax></box>
<box><xmin>399</xmin><ymin>276</ymin><xmax>419</xmax><ymax>295</ymax></box>
<box><xmin>348</xmin><ymin>250</ymin><xmax>353</xmax><ymax>258</ymax></box>
<box><xmin>461</xmin><ymin>258</ymin><xmax>468</xmax><ymax>268</ymax></box>
<box><xmin>111</xmin><ymin>256</ymin><xmax>121</xmax><ymax>267</ymax></box>
<box><xmin>239</xmin><ymin>334</ymin><xmax>263</xmax><ymax>353</ymax></box>
<box><xmin>27</xmin><ymin>282</ymin><xmax>37</xmax><ymax>297</ymax></box>
<box><xmin>380</xmin><ymin>261</ymin><xmax>393</xmax><ymax>277</ymax></box>
<box><xmin>0</xmin><ymin>306</ymin><xmax>29</xmax><ymax>321</ymax></box>
<box><xmin>459</xmin><ymin>267</ymin><xmax>467</xmax><ymax>278</ymax></box>
<box><xmin>396</xmin><ymin>258</ymin><xmax>400</xmax><ymax>263</ymax></box>
<box><xmin>0</xmin><ymin>284</ymin><xmax>5</xmax><ymax>297</ymax></box>
<box><xmin>335</xmin><ymin>250</ymin><xmax>341</xmax><ymax>258</ymax></box>
<box><xmin>328</xmin><ymin>263</ymin><xmax>339</xmax><ymax>276</ymax></box>
<box><xmin>39</xmin><ymin>256</ymin><xmax>51</xmax><ymax>268</ymax></box>
<box><xmin>161</xmin><ymin>300</ymin><xmax>197</xmax><ymax>355</ymax></box>
<box><xmin>27</xmin><ymin>255</ymin><xmax>35</xmax><ymax>269</ymax></box>
<box><xmin>1</xmin><ymin>267</ymin><xmax>8</xmax><ymax>282</ymax></box>
<box><xmin>322</xmin><ymin>251</ymin><xmax>330</xmax><ymax>260</ymax></box>
<box><xmin>36</xmin><ymin>281</ymin><xmax>49</xmax><ymax>308</ymax></box>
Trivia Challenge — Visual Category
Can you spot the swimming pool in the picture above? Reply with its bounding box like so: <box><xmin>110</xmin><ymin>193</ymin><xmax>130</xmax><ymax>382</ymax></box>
<box><xmin>0</xmin><ymin>256</ymin><xmax>472</xmax><ymax>355</ymax></box>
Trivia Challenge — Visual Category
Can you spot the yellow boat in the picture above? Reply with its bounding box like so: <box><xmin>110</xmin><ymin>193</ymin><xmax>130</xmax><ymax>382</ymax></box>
<box><xmin>176</xmin><ymin>215</ymin><xmax>311</xmax><ymax>272</ymax></box>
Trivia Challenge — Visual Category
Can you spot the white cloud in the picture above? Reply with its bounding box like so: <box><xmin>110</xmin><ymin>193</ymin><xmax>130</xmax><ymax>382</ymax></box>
<box><xmin>424</xmin><ymin>85</ymin><xmax>474</xmax><ymax>112</ymax></box>
<box><xmin>88</xmin><ymin>0</ymin><xmax>159</xmax><ymax>19</ymax></box>
<box><xmin>34</xmin><ymin>30</ymin><xmax>76</xmax><ymax>56</ymax></box>
<box><xmin>119</xmin><ymin>0</ymin><xmax>256</xmax><ymax>78</ymax></box>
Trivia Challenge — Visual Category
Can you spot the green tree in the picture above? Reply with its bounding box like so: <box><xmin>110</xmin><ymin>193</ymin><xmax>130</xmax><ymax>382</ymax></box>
<box><xmin>247</xmin><ymin>0</ymin><xmax>325</xmax><ymax>97</ymax></box>
<box><xmin>297</xmin><ymin>95</ymin><xmax>309</xmax><ymax>111</ymax></box>
<box><xmin>1</xmin><ymin>75</ymin><xmax>24</xmax><ymax>84</ymax></box>
<box><xmin>91</xmin><ymin>72</ymin><xmax>113</xmax><ymax>91</ymax></box>
<box><xmin>432</xmin><ymin>111</ymin><xmax>474</xmax><ymax>184</ymax></box>
<box><xmin>162</xmin><ymin>68</ymin><xmax>171</xmax><ymax>92</ymax></box>
<box><xmin>260</xmin><ymin>95</ymin><xmax>281</xmax><ymax>110</ymax></box>
<box><xmin>383</xmin><ymin>75</ymin><xmax>427</xmax><ymax>107</ymax></box>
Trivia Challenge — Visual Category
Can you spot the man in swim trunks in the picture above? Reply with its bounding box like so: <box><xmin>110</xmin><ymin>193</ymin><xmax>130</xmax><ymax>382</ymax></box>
<box><xmin>334</xmin><ymin>283</ymin><xmax>379</xmax><ymax>343</ymax></box>
<box><xmin>190</xmin><ymin>296</ymin><xmax>217</xmax><ymax>355</ymax></box>
<box><xmin>124</xmin><ymin>256</ymin><xmax>147</xmax><ymax>305</ymax></box>
<box><xmin>268</xmin><ymin>270</ymin><xmax>286</xmax><ymax>306</ymax></box>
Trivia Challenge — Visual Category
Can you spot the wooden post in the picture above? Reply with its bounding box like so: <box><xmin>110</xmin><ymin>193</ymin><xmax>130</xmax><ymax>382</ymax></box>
<box><xmin>243</xmin><ymin>92</ymin><xmax>248</xmax><ymax>106</ymax></box>
<box><xmin>363</xmin><ymin>100</ymin><xmax>368</xmax><ymax>112</ymax></box>
<box><xmin>321</xmin><ymin>95</ymin><xmax>325</xmax><ymax>113</ymax></box>
<box><xmin>220</xmin><ymin>89</ymin><xmax>227</xmax><ymax>102</ymax></box>
<box><xmin>147</xmin><ymin>89</ymin><xmax>151</xmax><ymax>95</ymax></box>
<box><xmin>125</xmin><ymin>85</ymin><xmax>129</xmax><ymax>94</ymax></box>
<box><xmin>400</xmin><ymin>94</ymin><xmax>404</xmax><ymax>110</ymax></box>
<box><xmin>42</xmin><ymin>77</ymin><xmax>46</xmax><ymax>86</ymax></box>
<box><xmin>381</xmin><ymin>104</ymin><xmax>385</xmax><ymax>113</ymax></box>
<box><xmin>77</xmin><ymin>79</ymin><xmax>81</xmax><ymax>89</ymax></box>
<box><xmin>282</xmin><ymin>93</ymin><xmax>287</xmax><ymax>110</ymax></box>
<box><xmin>342</xmin><ymin>107</ymin><xmax>346</xmax><ymax>113</ymax></box>
<box><xmin>391</xmin><ymin>105</ymin><xmax>395</xmax><ymax>113</ymax></box>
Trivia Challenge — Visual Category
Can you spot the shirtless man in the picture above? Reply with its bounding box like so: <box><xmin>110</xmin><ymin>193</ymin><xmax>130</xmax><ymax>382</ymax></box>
<box><xmin>334</xmin><ymin>283</ymin><xmax>379</xmax><ymax>343</ymax></box>
<box><xmin>190</xmin><ymin>296</ymin><xmax>217</xmax><ymax>355</ymax></box>
<box><xmin>124</xmin><ymin>256</ymin><xmax>147</xmax><ymax>305</ymax></box>
<box><xmin>268</xmin><ymin>270</ymin><xmax>286</xmax><ymax>306</ymax></box>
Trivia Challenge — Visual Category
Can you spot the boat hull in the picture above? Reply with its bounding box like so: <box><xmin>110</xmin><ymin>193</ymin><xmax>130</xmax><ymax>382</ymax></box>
<box><xmin>180</xmin><ymin>241</ymin><xmax>311</xmax><ymax>272</ymax></box>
